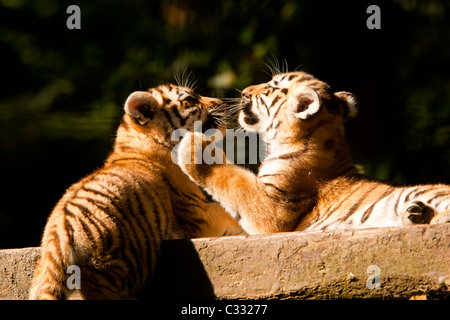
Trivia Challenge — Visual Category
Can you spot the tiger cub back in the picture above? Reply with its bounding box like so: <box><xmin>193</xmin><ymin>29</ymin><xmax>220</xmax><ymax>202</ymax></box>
<box><xmin>29</xmin><ymin>84</ymin><xmax>242</xmax><ymax>300</ymax></box>
<box><xmin>177</xmin><ymin>71</ymin><xmax>450</xmax><ymax>234</ymax></box>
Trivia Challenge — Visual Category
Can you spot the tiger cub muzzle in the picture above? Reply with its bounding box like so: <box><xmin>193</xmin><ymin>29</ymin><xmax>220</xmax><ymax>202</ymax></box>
<box><xmin>239</xmin><ymin>91</ymin><xmax>260</xmax><ymax>127</ymax></box>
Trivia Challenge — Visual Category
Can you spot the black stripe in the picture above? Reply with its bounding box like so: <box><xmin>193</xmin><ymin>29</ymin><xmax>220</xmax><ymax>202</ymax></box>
<box><xmin>128</xmin><ymin>189</ymin><xmax>153</xmax><ymax>283</ymax></box>
<box><xmin>86</xmin><ymin>262</ymin><xmax>130</xmax><ymax>296</ymax></box>
<box><xmin>77</xmin><ymin>214</ymin><xmax>96</xmax><ymax>247</ymax></box>
<box><xmin>90</xmin><ymin>181</ymin><xmax>141</xmax><ymax>280</ymax></box>
<box><xmin>173</xmin><ymin>204</ymin><xmax>206</xmax><ymax>236</ymax></box>
<box><xmin>160</xmin><ymin>108</ymin><xmax>176</xmax><ymax>129</ymax></box>
<box><xmin>270</xmin><ymin>100</ymin><xmax>285</xmax><ymax>121</ymax></box>
<box><xmin>84</xmin><ymin>176</ymin><xmax>144</xmax><ymax>288</ymax></box>
<box><xmin>109</xmin><ymin>158</ymin><xmax>167</xmax><ymax>174</ymax></box>
<box><xmin>64</xmin><ymin>220</ymin><xmax>74</xmax><ymax>250</ymax></box>
<box><xmin>120</xmin><ymin>189</ymin><xmax>148</xmax><ymax>285</ymax></box>
<box><xmin>102</xmin><ymin>261</ymin><xmax>133</xmax><ymax>293</ymax></box>
<box><xmin>258</xmin><ymin>95</ymin><xmax>270</xmax><ymax>117</ymax></box>
<box><xmin>360</xmin><ymin>188</ymin><xmax>395</xmax><ymax>223</ymax></box>
<box><xmin>134</xmin><ymin>180</ymin><xmax>165</xmax><ymax>241</ymax></box>
<box><xmin>393</xmin><ymin>189</ymin><xmax>404</xmax><ymax>216</ymax></box>
<box><xmin>81</xmin><ymin>185</ymin><xmax>116</xmax><ymax>201</ymax></box>
<box><xmin>427</xmin><ymin>191</ymin><xmax>450</xmax><ymax>205</ymax></box>
<box><xmin>410</xmin><ymin>187</ymin><xmax>433</xmax><ymax>199</ymax></box>
<box><xmin>99</xmin><ymin>171</ymin><xmax>132</xmax><ymax>185</ymax></box>
<box><xmin>81</xmin><ymin>275</ymin><xmax>121</xmax><ymax>298</ymax></box>
<box><xmin>272</xmin><ymin>95</ymin><xmax>281</xmax><ymax>107</ymax></box>
<box><xmin>67</xmin><ymin>201</ymin><xmax>107</xmax><ymax>247</ymax></box>
<box><xmin>63</xmin><ymin>205</ymin><xmax>97</xmax><ymax>248</ymax></box>
<box><xmin>110</xmin><ymin>157</ymin><xmax>154</xmax><ymax>170</ymax></box>
<box><xmin>339</xmin><ymin>184</ymin><xmax>383</xmax><ymax>222</ymax></box>
<box><xmin>46</xmin><ymin>253</ymin><xmax>62</xmax><ymax>279</ymax></box>
<box><xmin>263</xmin><ymin>182</ymin><xmax>315</xmax><ymax>204</ymax></box>
<box><xmin>319</xmin><ymin>181</ymin><xmax>366</xmax><ymax>223</ymax></box>
<box><xmin>263</xmin><ymin>182</ymin><xmax>289</xmax><ymax>195</ymax></box>
<box><xmin>72</xmin><ymin>197</ymin><xmax>115</xmax><ymax>250</ymax></box>
<box><xmin>141</xmin><ymin>180</ymin><xmax>170</xmax><ymax>238</ymax></box>
<box><xmin>271</xmin><ymin>119</ymin><xmax>282</xmax><ymax>130</ymax></box>
<box><xmin>404</xmin><ymin>187</ymin><xmax>419</xmax><ymax>202</ymax></box>
<box><xmin>116</xmin><ymin>143</ymin><xmax>136</xmax><ymax>154</ymax></box>
<box><xmin>134</xmin><ymin>182</ymin><xmax>161</xmax><ymax>243</ymax></box>
<box><xmin>276</xmin><ymin>146</ymin><xmax>309</xmax><ymax>160</ymax></box>
<box><xmin>46</xmin><ymin>230</ymin><xmax>63</xmax><ymax>264</ymax></box>
<box><xmin>161</xmin><ymin>176</ymin><xmax>208</xmax><ymax>209</ymax></box>
<box><xmin>170</xmin><ymin>105</ymin><xmax>187</xmax><ymax>126</ymax></box>
<box><xmin>308</xmin><ymin>81</ymin><xmax>321</xmax><ymax>87</ymax></box>
<box><xmin>259</xmin><ymin>172</ymin><xmax>284</xmax><ymax>178</ymax></box>
<box><xmin>93</xmin><ymin>199</ymin><xmax>125</xmax><ymax>254</ymax></box>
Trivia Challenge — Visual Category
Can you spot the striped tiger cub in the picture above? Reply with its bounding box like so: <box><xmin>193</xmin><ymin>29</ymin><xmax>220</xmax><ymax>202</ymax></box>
<box><xmin>29</xmin><ymin>84</ymin><xmax>242</xmax><ymax>300</ymax></box>
<box><xmin>177</xmin><ymin>71</ymin><xmax>450</xmax><ymax>234</ymax></box>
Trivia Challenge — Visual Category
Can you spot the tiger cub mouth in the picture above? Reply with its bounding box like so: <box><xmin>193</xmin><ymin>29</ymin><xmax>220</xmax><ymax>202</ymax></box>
<box><xmin>240</xmin><ymin>99</ymin><xmax>259</xmax><ymax>126</ymax></box>
<box><xmin>201</xmin><ymin>101</ymin><xmax>228</xmax><ymax>132</ymax></box>
<box><xmin>202</xmin><ymin>115</ymin><xmax>219</xmax><ymax>132</ymax></box>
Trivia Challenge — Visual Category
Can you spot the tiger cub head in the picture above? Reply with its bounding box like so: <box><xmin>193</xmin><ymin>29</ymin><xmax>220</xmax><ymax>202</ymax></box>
<box><xmin>121</xmin><ymin>84</ymin><xmax>224</xmax><ymax>147</ymax></box>
<box><xmin>239</xmin><ymin>71</ymin><xmax>357</xmax><ymax>143</ymax></box>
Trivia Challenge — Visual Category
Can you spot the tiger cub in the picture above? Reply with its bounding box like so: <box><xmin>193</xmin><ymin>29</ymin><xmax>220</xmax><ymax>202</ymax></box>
<box><xmin>177</xmin><ymin>71</ymin><xmax>450</xmax><ymax>234</ymax></box>
<box><xmin>29</xmin><ymin>84</ymin><xmax>242</xmax><ymax>300</ymax></box>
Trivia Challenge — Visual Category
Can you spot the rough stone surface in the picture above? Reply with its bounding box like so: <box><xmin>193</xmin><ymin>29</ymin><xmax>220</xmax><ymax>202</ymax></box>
<box><xmin>0</xmin><ymin>247</ymin><xmax>40</xmax><ymax>300</ymax></box>
<box><xmin>1</xmin><ymin>224</ymin><xmax>449</xmax><ymax>300</ymax></box>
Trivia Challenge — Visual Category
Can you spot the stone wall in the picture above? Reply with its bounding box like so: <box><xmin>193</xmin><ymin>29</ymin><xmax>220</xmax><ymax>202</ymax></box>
<box><xmin>1</xmin><ymin>223</ymin><xmax>449</xmax><ymax>299</ymax></box>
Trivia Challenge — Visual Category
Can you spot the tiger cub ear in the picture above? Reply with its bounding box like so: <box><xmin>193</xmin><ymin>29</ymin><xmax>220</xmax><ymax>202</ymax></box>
<box><xmin>124</xmin><ymin>91</ymin><xmax>158</xmax><ymax>125</ymax></box>
<box><xmin>335</xmin><ymin>91</ymin><xmax>358</xmax><ymax>120</ymax></box>
<box><xmin>288</xmin><ymin>86</ymin><xmax>321</xmax><ymax>120</ymax></box>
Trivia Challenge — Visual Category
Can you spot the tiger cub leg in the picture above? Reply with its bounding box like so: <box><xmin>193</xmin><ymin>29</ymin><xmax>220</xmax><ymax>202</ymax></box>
<box><xmin>177</xmin><ymin>132</ymin><xmax>291</xmax><ymax>234</ymax></box>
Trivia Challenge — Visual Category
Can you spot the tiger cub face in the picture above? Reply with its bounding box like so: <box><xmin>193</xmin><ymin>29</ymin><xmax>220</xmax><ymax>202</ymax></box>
<box><xmin>239</xmin><ymin>71</ymin><xmax>357</xmax><ymax>142</ymax></box>
<box><xmin>123</xmin><ymin>84</ymin><xmax>224</xmax><ymax>144</ymax></box>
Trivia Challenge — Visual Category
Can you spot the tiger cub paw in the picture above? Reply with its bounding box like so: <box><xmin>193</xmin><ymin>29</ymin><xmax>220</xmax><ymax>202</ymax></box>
<box><xmin>401</xmin><ymin>200</ymin><xmax>435</xmax><ymax>225</ymax></box>
<box><xmin>177</xmin><ymin>132</ymin><xmax>206</xmax><ymax>167</ymax></box>
<box><xmin>177</xmin><ymin>132</ymin><xmax>211</xmax><ymax>184</ymax></box>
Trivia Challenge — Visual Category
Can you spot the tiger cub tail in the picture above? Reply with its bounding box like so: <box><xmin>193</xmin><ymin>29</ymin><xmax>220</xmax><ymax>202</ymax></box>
<box><xmin>29</xmin><ymin>216</ymin><xmax>76</xmax><ymax>300</ymax></box>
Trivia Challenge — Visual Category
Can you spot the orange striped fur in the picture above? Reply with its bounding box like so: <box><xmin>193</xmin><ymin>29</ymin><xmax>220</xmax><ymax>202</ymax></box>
<box><xmin>178</xmin><ymin>71</ymin><xmax>450</xmax><ymax>234</ymax></box>
<box><xmin>29</xmin><ymin>84</ymin><xmax>242</xmax><ymax>300</ymax></box>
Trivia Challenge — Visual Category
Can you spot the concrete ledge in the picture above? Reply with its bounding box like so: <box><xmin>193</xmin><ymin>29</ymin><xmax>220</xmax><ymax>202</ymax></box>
<box><xmin>1</xmin><ymin>224</ymin><xmax>449</xmax><ymax>299</ymax></box>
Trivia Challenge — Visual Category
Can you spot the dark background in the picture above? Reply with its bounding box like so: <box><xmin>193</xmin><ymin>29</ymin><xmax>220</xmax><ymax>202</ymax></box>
<box><xmin>0</xmin><ymin>0</ymin><xmax>449</xmax><ymax>249</ymax></box>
